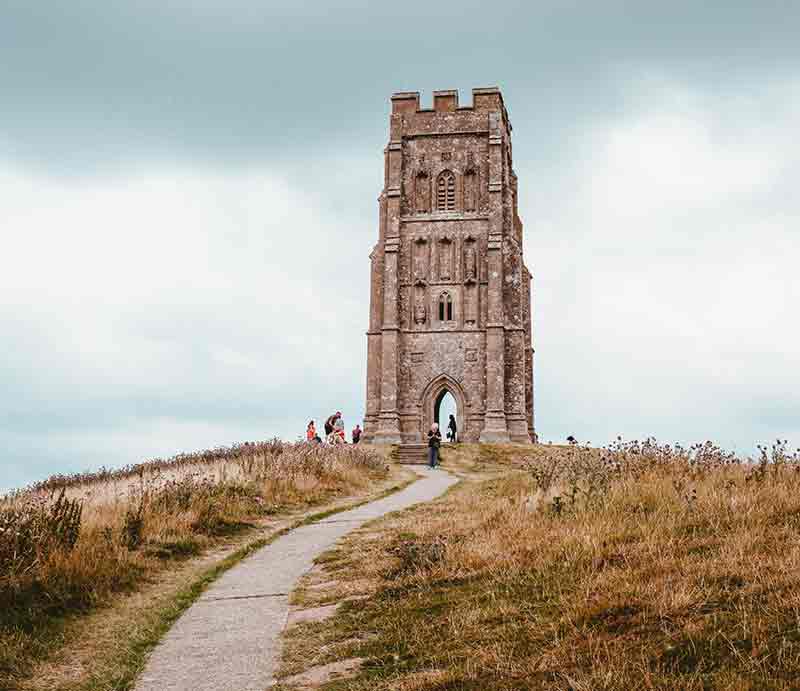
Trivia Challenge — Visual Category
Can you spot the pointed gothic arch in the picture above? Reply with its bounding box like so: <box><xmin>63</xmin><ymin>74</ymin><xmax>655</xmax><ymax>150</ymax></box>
<box><xmin>419</xmin><ymin>373</ymin><xmax>468</xmax><ymax>441</ymax></box>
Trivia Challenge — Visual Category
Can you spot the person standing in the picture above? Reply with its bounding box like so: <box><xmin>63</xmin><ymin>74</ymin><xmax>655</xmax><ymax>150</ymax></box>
<box><xmin>427</xmin><ymin>423</ymin><xmax>441</xmax><ymax>468</ymax></box>
<box><xmin>324</xmin><ymin>413</ymin><xmax>336</xmax><ymax>438</ymax></box>
<box><xmin>333</xmin><ymin>412</ymin><xmax>346</xmax><ymax>443</ymax></box>
<box><xmin>448</xmin><ymin>414</ymin><xmax>457</xmax><ymax>443</ymax></box>
<box><xmin>352</xmin><ymin>424</ymin><xmax>362</xmax><ymax>444</ymax></box>
<box><xmin>307</xmin><ymin>420</ymin><xmax>317</xmax><ymax>442</ymax></box>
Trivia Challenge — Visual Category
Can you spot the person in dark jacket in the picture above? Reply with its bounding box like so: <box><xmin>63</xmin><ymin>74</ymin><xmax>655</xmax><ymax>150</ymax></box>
<box><xmin>447</xmin><ymin>414</ymin><xmax>457</xmax><ymax>443</ymax></box>
<box><xmin>427</xmin><ymin>423</ymin><xmax>442</xmax><ymax>467</ymax></box>
<box><xmin>324</xmin><ymin>412</ymin><xmax>338</xmax><ymax>437</ymax></box>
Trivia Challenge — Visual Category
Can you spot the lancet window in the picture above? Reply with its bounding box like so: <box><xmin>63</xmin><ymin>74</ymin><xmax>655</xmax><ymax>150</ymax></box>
<box><xmin>438</xmin><ymin>292</ymin><xmax>454</xmax><ymax>322</ymax></box>
<box><xmin>437</xmin><ymin>170</ymin><xmax>456</xmax><ymax>211</ymax></box>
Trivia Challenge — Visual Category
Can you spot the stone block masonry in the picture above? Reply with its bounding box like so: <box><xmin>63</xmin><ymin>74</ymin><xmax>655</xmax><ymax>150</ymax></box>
<box><xmin>363</xmin><ymin>87</ymin><xmax>536</xmax><ymax>444</ymax></box>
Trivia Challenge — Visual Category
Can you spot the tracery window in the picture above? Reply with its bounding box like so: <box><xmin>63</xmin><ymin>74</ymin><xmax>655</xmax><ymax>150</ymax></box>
<box><xmin>437</xmin><ymin>170</ymin><xmax>456</xmax><ymax>211</ymax></box>
<box><xmin>438</xmin><ymin>292</ymin><xmax>453</xmax><ymax>322</ymax></box>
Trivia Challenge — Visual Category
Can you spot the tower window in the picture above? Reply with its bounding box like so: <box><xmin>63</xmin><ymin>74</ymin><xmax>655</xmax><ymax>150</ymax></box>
<box><xmin>438</xmin><ymin>292</ymin><xmax>453</xmax><ymax>322</ymax></box>
<box><xmin>437</xmin><ymin>171</ymin><xmax>456</xmax><ymax>211</ymax></box>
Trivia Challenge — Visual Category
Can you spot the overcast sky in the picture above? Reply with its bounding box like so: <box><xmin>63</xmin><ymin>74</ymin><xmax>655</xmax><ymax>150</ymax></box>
<box><xmin>2</xmin><ymin>1</ymin><xmax>799</xmax><ymax>489</ymax></box>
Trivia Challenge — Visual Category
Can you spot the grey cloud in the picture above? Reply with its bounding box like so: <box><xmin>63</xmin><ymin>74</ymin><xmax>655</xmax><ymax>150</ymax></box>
<box><xmin>2</xmin><ymin>1</ymin><xmax>800</xmax><ymax>169</ymax></box>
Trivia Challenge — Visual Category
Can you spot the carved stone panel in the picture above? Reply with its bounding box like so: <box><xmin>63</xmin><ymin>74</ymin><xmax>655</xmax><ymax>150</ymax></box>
<box><xmin>464</xmin><ymin>284</ymin><xmax>478</xmax><ymax>326</ymax></box>
<box><xmin>413</xmin><ymin>284</ymin><xmax>427</xmax><ymax>326</ymax></box>
<box><xmin>413</xmin><ymin>237</ymin><xmax>428</xmax><ymax>282</ymax></box>
<box><xmin>439</xmin><ymin>237</ymin><xmax>453</xmax><ymax>281</ymax></box>
<box><xmin>415</xmin><ymin>172</ymin><xmax>430</xmax><ymax>214</ymax></box>
<box><xmin>463</xmin><ymin>237</ymin><xmax>477</xmax><ymax>283</ymax></box>
<box><xmin>463</xmin><ymin>168</ymin><xmax>477</xmax><ymax>212</ymax></box>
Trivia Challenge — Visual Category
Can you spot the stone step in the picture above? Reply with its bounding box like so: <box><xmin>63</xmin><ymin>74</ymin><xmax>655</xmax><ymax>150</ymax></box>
<box><xmin>391</xmin><ymin>443</ymin><xmax>447</xmax><ymax>465</ymax></box>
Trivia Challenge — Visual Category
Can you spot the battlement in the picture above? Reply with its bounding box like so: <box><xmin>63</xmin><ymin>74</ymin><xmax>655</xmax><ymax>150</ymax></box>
<box><xmin>391</xmin><ymin>87</ymin><xmax>506</xmax><ymax>116</ymax></box>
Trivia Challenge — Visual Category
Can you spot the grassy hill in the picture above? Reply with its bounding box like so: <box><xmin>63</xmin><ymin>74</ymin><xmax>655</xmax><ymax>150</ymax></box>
<box><xmin>276</xmin><ymin>440</ymin><xmax>800</xmax><ymax>690</ymax></box>
<box><xmin>0</xmin><ymin>441</ymin><xmax>399</xmax><ymax>691</ymax></box>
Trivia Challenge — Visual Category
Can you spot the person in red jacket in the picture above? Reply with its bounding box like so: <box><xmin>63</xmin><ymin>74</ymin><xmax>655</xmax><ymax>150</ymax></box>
<box><xmin>306</xmin><ymin>420</ymin><xmax>320</xmax><ymax>442</ymax></box>
<box><xmin>352</xmin><ymin>424</ymin><xmax>362</xmax><ymax>444</ymax></box>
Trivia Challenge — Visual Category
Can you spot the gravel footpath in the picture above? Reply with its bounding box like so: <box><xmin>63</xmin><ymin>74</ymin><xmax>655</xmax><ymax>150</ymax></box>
<box><xmin>134</xmin><ymin>466</ymin><xmax>457</xmax><ymax>691</ymax></box>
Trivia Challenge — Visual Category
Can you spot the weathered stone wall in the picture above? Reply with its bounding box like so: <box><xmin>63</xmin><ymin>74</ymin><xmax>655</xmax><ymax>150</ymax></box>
<box><xmin>363</xmin><ymin>88</ymin><xmax>535</xmax><ymax>444</ymax></box>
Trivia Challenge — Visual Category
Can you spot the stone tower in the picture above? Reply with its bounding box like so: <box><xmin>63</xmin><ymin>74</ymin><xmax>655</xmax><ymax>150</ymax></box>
<box><xmin>362</xmin><ymin>87</ymin><xmax>535</xmax><ymax>444</ymax></box>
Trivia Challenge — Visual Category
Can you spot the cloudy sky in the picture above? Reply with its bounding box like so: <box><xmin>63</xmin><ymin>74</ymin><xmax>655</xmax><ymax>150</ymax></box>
<box><xmin>2</xmin><ymin>1</ymin><xmax>799</xmax><ymax>489</ymax></box>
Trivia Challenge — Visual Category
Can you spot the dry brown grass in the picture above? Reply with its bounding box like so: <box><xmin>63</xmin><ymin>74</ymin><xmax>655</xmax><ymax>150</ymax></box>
<box><xmin>0</xmin><ymin>440</ymin><xmax>388</xmax><ymax>690</ymax></box>
<box><xmin>276</xmin><ymin>439</ymin><xmax>800</xmax><ymax>690</ymax></box>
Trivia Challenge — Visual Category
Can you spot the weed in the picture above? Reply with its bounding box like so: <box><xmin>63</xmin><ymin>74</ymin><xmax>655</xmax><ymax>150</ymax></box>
<box><xmin>121</xmin><ymin>497</ymin><xmax>145</xmax><ymax>550</ymax></box>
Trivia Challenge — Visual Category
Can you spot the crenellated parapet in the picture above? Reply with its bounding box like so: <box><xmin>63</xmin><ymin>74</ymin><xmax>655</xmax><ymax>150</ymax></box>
<box><xmin>390</xmin><ymin>87</ymin><xmax>512</xmax><ymax>139</ymax></box>
<box><xmin>391</xmin><ymin>87</ymin><xmax>509</xmax><ymax>118</ymax></box>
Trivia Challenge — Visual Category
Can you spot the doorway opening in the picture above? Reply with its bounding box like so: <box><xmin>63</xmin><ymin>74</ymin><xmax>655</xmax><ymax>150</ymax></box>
<box><xmin>434</xmin><ymin>390</ymin><xmax>458</xmax><ymax>443</ymax></box>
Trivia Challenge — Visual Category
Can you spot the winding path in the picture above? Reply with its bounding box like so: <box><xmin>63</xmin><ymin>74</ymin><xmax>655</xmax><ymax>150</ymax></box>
<box><xmin>134</xmin><ymin>466</ymin><xmax>457</xmax><ymax>691</ymax></box>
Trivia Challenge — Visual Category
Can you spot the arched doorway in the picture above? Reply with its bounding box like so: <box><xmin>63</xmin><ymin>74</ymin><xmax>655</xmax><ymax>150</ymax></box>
<box><xmin>435</xmin><ymin>390</ymin><xmax>458</xmax><ymax>442</ymax></box>
<box><xmin>419</xmin><ymin>374</ymin><xmax>467</xmax><ymax>442</ymax></box>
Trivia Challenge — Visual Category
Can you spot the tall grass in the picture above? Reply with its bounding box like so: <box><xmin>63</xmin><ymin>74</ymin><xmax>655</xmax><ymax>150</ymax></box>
<box><xmin>288</xmin><ymin>439</ymin><xmax>800</xmax><ymax>690</ymax></box>
<box><xmin>0</xmin><ymin>440</ymin><xmax>386</xmax><ymax>688</ymax></box>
